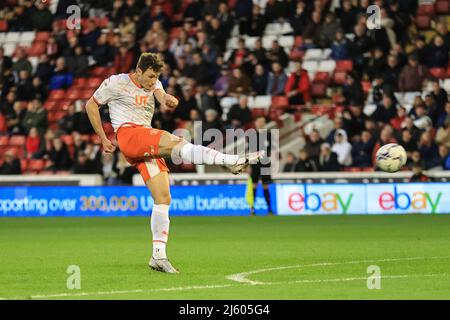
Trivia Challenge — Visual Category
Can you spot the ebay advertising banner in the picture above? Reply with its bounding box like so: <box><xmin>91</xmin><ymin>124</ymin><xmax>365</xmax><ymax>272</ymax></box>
<box><xmin>275</xmin><ymin>184</ymin><xmax>366</xmax><ymax>215</ymax></box>
<box><xmin>366</xmin><ymin>183</ymin><xmax>448</xmax><ymax>214</ymax></box>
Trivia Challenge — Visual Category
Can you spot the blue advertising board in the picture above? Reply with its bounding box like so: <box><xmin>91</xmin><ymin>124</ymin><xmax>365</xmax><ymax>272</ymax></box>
<box><xmin>0</xmin><ymin>183</ymin><xmax>449</xmax><ymax>217</ymax></box>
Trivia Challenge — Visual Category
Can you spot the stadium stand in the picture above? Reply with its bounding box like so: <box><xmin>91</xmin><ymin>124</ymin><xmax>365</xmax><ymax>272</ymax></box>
<box><xmin>0</xmin><ymin>0</ymin><xmax>449</xmax><ymax>183</ymax></box>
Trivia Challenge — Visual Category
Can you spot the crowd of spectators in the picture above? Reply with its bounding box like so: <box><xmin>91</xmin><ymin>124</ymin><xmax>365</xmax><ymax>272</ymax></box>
<box><xmin>0</xmin><ymin>0</ymin><xmax>449</xmax><ymax>180</ymax></box>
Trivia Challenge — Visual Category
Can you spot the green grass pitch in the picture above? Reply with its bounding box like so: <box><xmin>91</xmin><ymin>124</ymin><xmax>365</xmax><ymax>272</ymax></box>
<box><xmin>1</xmin><ymin>215</ymin><xmax>450</xmax><ymax>300</ymax></box>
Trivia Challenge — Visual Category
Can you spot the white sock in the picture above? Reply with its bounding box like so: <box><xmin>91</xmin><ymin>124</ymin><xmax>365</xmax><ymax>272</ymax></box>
<box><xmin>179</xmin><ymin>142</ymin><xmax>239</xmax><ymax>165</ymax></box>
<box><xmin>151</xmin><ymin>204</ymin><xmax>170</xmax><ymax>259</ymax></box>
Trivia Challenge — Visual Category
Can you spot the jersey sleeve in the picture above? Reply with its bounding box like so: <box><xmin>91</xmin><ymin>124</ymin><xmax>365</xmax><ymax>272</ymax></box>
<box><xmin>93</xmin><ymin>77</ymin><xmax>116</xmax><ymax>105</ymax></box>
<box><xmin>153</xmin><ymin>80</ymin><xmax>164</xmax><ymax>91</ymax></box>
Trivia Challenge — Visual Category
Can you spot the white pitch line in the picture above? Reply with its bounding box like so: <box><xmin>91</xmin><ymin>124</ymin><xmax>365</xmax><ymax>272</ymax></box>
<box><xmin>28</xmin><ymin>284</ymin><xmax>236</xmax><ymax>300</ymax></box>
<box><xmin>226</xmin><ymin>256</ymin><xmax>450</xmax><ymax>285</ymax></box>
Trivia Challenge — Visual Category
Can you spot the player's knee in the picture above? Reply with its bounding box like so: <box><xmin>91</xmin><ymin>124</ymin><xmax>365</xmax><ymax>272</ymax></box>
<box><xmin>154</xmin><ymin>193</ymin><xmax>171</xmax><ymax>205</ymax></box>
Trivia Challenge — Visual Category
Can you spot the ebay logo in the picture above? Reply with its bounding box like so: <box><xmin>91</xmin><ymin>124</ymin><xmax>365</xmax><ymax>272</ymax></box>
<box><xmin>378</xmin><ymin>186</ymin><xmax>442</xmax><ymax>213</ymax></box>
<box><xmin>287</xmin><ymin>185</ymin><xmax>353</xmax><ymax>214</ymax></box>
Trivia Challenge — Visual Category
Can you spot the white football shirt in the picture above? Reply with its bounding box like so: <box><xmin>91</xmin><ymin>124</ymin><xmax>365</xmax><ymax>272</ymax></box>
<box><xmin>93</xmin><ymin>73</ymin><xmax>163</xmax><ymax>132</ymax></box>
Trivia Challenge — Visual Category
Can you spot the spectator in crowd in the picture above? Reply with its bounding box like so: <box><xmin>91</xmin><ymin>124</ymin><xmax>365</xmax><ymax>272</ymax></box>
<box><xmin>390</xmin><ymin>106</ymin><xmax>407</xmax><ymax>131</ymax></box>
<box><xmin>282</xmin><ymin>151</ymin><xmax>297</xmax><ymax>172</ymax></box>
<box><xmin>331</xmin><ymin>30</ymin><xmax>350</xmax><ymax>60</ymax></box>
<box><xmin>214</xmin><ymin>64</ymin><xmax>230</xmax><ymax>97</ymax></box>
<box><xmin>285</xmin><ymin>61</ymin><xmax>311</xmax><ymax>106</ymax></box>
<box><xmin>295</xmin><ymin>149</ymin><xmax>318</xmax><ymax>172</ymax></box>
<box><xmin>372</xmin><ymin>94</ymin><xmax>397</xmax><ymax>125</ymax></box>
<box><xmin>426</xmin><ymin>36</ymin><xmax>449</xmax><ymax>69</ymax></box>
<box><xmin>48</xmin><ymin>138</ymin><xmax>72</xmax><ymax>171</ymax></box>
<box><xmin>351</xmin><ymin>130</ymin><xmax>375</xmax><ymax>168</ymax></box>
<box><xmin>266</xmin><ymin>62</ymin><xmax>287</xmax><ymax>96</ymax></box>
<box><xmin>266</xmin><ymin>40</ymin><xmax>288</xmax><ymax>68</ymax></box>
<box><xmin>0</xmin><ymin>150</ymin><xmax>21</xmax><ymax>175</ymax></box>
<box><xmin>436</xmin><ymin>118</ymin><xmax>450</xmax><ymax>149</ymax></box>
<box><xmin>202</xmin><ymin>109</ymin><xmax>223</xmax><ymax>146</ymax></box>
<box><xmin>437</xmin><ymin>102</ymin><xmax>450</xmax><ymax>128</ymax></box>
<box><xmin>30</xmin><ymin>77</ymin><xmax>49</xmax><ymax>101</ymax></box>
<box><xmin>16</xmin><ymin>70</ymin><xmax>34</xmax><ymax>101</ymax></box>
<box><xmin>174</xmin><ymin>85</ymin><xmax>198</xmax><ymax>121</ymax></box>
<box><xmin>228</xmin><ymin>67</ymin><xmax>252</xmax><ymax>97</ymax></box>
<box><xmin>35</xmin><ymin>54</ymin><xmax>53</xmax><ymax>85</ymax></box>
<box><xmin>342</xmin><ymin>73</ymin><xmax>364</xmax><ymax>106</ymax></box>
<box><xmin>412</xmin><ymin>104</ymin><xmax>433</xmax><ymax>131</ymax></box>
<box><xmin>337</xmin><ymin>0</ymin><xmax>358</xmax><ymax>34</ymax></box>
<box><xmin>66</xmin><ymin>46</ymin><xmax>90</xmax><ymax>78</ymax></box>
<box><xmin>73</xmin><ymin>152</ymin><xmax>97</xmax><ymax>174</ymax></box>
<box><xmin>429</xmin><ymin>79</ymin><xmax>448</xmax><ymax>116</ymax></box>
<box><xmin>407</xmin><ymin>150</ymin><xmax>424</xmax><ymax>170</ymax></box>
<box><xmin>439</xmin><ymin>145</ymin><xmax>450</xmax><ymax>170</ymax></box>
<box><xmin>49</xmin><ymin>57</ymin><xmax>73</xmax><ymax>90</ymax></box>
<box><xmin>73</xmin><ymin>102</ymin><xmax>94</xmax><ymax>135</ymax></box>
<box><xmin>244</xmin><ymin>4</ymin><xmax>266</xmax><ymax>37</ymax></box>
<box><xmin>32</xmin><ymin>1</ymin><xmax>53</xmax><ymax>31</ymax></box>
<box><xmin>383</xmin><ymin>54</ymin><xmax>401</xmax><ymax>91</ymax></box>
<box><xmin>289</xmin><ymin>1</ymin><xmax>308</xmax><ymax>35</ymax></box>
<box><xmin>317</xmin><ymin>13</ymin><xmax>341</xmax><ymax>49</ymax></box>
<box><xmin>410</xmin><ymin>163</ymin><xmax>430</xmax><ymax>182</ymax></box>
<box><xmin>417</xmin><ymin>131</ymin><xmax>441</xmax><ymax>170</ymax></box>
<box><xmin>400</xmin><ymin>128</ymin><xmax>418</xmax><ymax>157</ymax></box>
<box><xmin>21</xmin><ymin>100</ymin><xmax>48</xmax><ymax>135</ymax></box>
<box><xmin>12</xmin><ymin>47</ymin><xmax>32</xmax><ymax>76</ymax></box>
<box><xmin>326</xmin><ymin>117</ymin><xmax>345</xmax><ymax>145</ymax></box>
<box><xmin>398</xmin><ymin>54</ymin><xmax>430</xmax><ymax>92</ymax></box>
<box><xmin>198</xmin><ymin>87</ymin><xmax>222</xmax><ymax>117</ymax></box>
<box><xmin>252</xmin><ymin>64</ymin><xmax>268</xmax><ymax>96</ymax></box>
<box><xmin>318</xmin><ymin>143</ymin><xmax>340</xmax><ymax>171</ymax></box>
<box><xmin>331</xmin><ymin>129</ymin><xmax>352</xmax><ymax>167</ymax></box>
<box><xmin>304</xmin><ymin>129</ymin><xmax>324</xmax><ymax>160</ymax></box>
<box><xmin>5</xmin><ymin>101</ymin><xmax>26</xmax><ymax>134</ymax></box>
<box><xmin>342</xmin><ymin>106</ymin><xmax>366</xmax><ymax>138</ymax></box>
<box><xmin>229</xmin><ymin>38</ymin><xmax>249</xmax><ymax>69</ymax></box>
<box><xmin>25</xmin><ymin>127</ymin><xmax>42</xmax><ymax>159</ymax></box>
<box><xmin>58</xmin><ymin>104</ymin><xmax>77</xmax><ymax>134</ymax></box>
<box><xmin>227</xmin><ymin>96</ymin><xmax>253</xmax><ymax>129</ymax></box>
<box><xmin>92</xmin><ymin>34</ymin><xmax>115</xmax><ymax>66</ymax></box>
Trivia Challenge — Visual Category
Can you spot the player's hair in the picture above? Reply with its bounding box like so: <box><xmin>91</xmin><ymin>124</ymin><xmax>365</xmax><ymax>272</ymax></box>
<box><xmin>137</xmin><ymin>53</ymin><xmax>164</xmax><ymax>73</ymax></box>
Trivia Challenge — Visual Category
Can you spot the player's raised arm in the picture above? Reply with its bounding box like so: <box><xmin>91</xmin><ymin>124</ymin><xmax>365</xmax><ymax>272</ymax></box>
<box><xmin>85</xmin><ymin>97</ymin><xmax>116</xmax><ymax>153</ymax></box>
<box><xmin>154</xmin><ymin>85</ymin><xmax>179</xmax><ymax>111</ymax></box>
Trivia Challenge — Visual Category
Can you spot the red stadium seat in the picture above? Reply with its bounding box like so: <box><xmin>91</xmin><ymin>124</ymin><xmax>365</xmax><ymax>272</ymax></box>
<box><xmin>436</xmin><ymin>0</ymin><xmax>450</xmax><ymax>14</ymax></box>
<box><xmin>289</xmin><ymin>48</ymin><xmax>304</xmax><ymax>62</ymax></box>
<box><xmin>20</xmin><ymin>159</ymin><xmax>28</xmax><ymax>171</ymax></box>
<box><xmin>361</xmin><ymin>80</ymin><xmax>372</xmax><ymax>94</ymax></box>
<box><xmin>0</xmin><ymin>115</ymin><xmax>6</xmax><ymax>133</ymax></box>
<box><xmin>417</xmin><ymin>4</ymin><xmax>435</xmax><ymax>16</ymax></box>
<box><xmin>27</xmin><ymin>41</ymin><xmax>46</xmax><ymax>56</ymax></box>
<box><xmin>87</xmin><ymin>77</ymin><xmax>103</xmax><ymax>88</ymax></box>
<box><xmin>333</xmin><ymin>71</ymin><xmax>347</xmax><ymax>85</ymax></box>
<box><xmin>44</xmin><ymin>100</ymin><xmax>58</xmax><ymax>111</ymax></box>
<box><xmin>314</xmin><ymin>72</ymin><xmax>330</xmax><ymax>84</ymax></box>
<box><xmin>35</xmin><ymin>32</ymin><xmax>50</xmax><ymax>42</ymax></box>
<box><xmin>48</xmin><ymin>89</ymin><xmax>66</xmax><ymax>101</ymax></box>
<box><xmin>335</xmin><ymin>60</ymin><xmax>353</xmax><ymax>72</ymax></box>
<box><xmin>61</xmin><ymin>134</ymin><xmax>74</xmax><ymax>146</ymax></box>
<box><xmin>79</xmin><ymin>90</ymin><xmax>94</xmax><ymax>100</ymax></box>
<box><xmin>311</xmin><ymin>83</ymin><xmax>327</xmax><ymax>97</ymax></box>
<box><xmin>28</xmin><ymin>159</ymin><xmax>45</xmax><ymax>172</ymax></box>
<box><xmin>272</xmin><ymin>96</ymin><xmax>289</xmax><ymax>109</ymax></box>
<box><xmin>66</xmin><ymin>88</ymin><xmax>81</xmax><ymax>100</ymax></box>
<box><xmin>251</xmin><ymin>108</ymin><xmax>267</xmax><ymax>119</ymax></box>
<box><xmin>0</xmin><ymin>19</ymin><xmax>7</xmax><ymax>32</ymax></box>
<box><xmin>90</xmin><ymin>66</ymin><xmax>109</xmax><ymax>77</ymax></box>
<box><xmin>91</xmin><ymin>134</ymin><xmax>102</xmax><ymax>145</ymax></box>
<box><xmin>8</xmin><ymin>146</ymin><xmax>25</xmax><ymax>158</ymax></box>
<box><xmin>9</xmin><ymin>135</ymin><xmax>26</xmax><ymax>146</ymax></box>
<box><xmin>47</xmin><ymin>111</ymin><xmax>65</xmax><ymax>122</ymax></box>
<box><xmin>294</xmin><ymin>36</ymin><xmax>303</xmax><ymax>47</ymax></box>
<box><xmin>72</xmin><ymin>77</ymin><xmax>88</xmax><ymax>88</ymax></box>
<box><xmin>80</xmin><ymin>134</ymin><xmax>91</xmax><ymax>142</ymax></box>
<box><xmin>0</xmin><ymin>135</ymin><xmax>9</xmax><ymax>146</ymax></box>
<box><xmin>430</xmin><ymin>68</ymin><xmax>446</xmax><ymax>79</ymax></box>
<box><xmin>416</xmin><ymin>16</ymin><xmax>430</xmax><ymax>29</ymax></box>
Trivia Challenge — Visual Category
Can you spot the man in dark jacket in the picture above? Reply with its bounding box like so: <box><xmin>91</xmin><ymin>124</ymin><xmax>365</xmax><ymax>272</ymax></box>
<box><xmin>318</xmin><ymin>143</ymin><xmax>340</xmax><ymax>171</ymax></box>
<box><xmin>398</xmin><ymin>54</ymin><xmax>430</xmax><ymax>92</ymax></box>
<box><xmin>0</xmin><ymin>150</ymin><xmax>21</xmax><ymax>175</ymax></box>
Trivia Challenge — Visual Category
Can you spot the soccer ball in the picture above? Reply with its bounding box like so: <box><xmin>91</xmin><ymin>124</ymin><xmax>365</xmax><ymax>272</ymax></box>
<box><xmin>375</xmin><ymin>143</ymin><xmax>407</xmax><ymax>173</ymax></box>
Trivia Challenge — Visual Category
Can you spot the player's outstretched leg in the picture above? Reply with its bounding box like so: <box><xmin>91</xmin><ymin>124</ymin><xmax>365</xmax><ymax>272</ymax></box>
<box><xmin>146</xmin><ymin>171</ymin><xmax>179</xmax><ymax>274</ymax></box>
<box><xmin>158</xmin><ymin>132</ymin><xmax>265</xmax><ymax>175</ymax></box>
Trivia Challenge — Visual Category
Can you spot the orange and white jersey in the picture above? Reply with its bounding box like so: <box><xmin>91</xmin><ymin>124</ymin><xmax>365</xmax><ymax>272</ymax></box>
<box><xmin>93</xmin><ymin>73</ymin><xmax>163</xmax><ymax>132</ymax></box>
